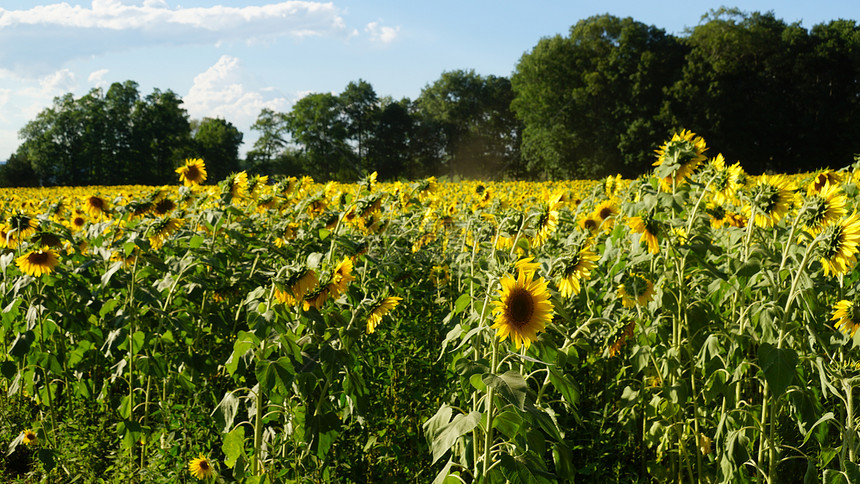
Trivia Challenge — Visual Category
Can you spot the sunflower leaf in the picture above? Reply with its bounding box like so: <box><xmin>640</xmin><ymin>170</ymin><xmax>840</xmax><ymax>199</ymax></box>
<box><xmin>222</xmin><ymin>426</ymin><xmax>246</xmax><ymax>468</ymax></box>
<box><xmin>483</xmin><ymin>371</ymin><xmax>528</xmax><ymax>411</ymax></box>
<box><xmin>758</xmin><ymin>343</ymin><xmax>798</xmax><ymax>396</ymax></box>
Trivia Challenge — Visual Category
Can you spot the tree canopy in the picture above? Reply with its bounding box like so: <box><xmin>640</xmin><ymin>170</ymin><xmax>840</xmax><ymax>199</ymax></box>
<box><xmin>3</xmin><ymin>10</ymin><xmax>859</xmax><ymax>186</ymax></box>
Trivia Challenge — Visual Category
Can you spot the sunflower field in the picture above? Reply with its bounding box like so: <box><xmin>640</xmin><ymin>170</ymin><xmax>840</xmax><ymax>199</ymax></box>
<box><xmin>1</xmin><ymin>132</ymin><xmax>860</xmax><ymax>483</ymax></box>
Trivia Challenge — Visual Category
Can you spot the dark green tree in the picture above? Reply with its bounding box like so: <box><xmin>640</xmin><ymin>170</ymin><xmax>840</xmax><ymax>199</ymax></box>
<box><xmin>416</xmin><ymin>70</ymin><xmax>522</xmax><ymax>178</ymax></box>
<box><xmin>511</xmin><ymin>14</ymin><xmax>684</xmax><ymax>179</ymax></box>
<box><xmin>367</xmin><ymin>98</ymin><xmax>413</xmax><ymax>180</ymax></box>
<box><xmin>284</xmin><ymin>92</ymin><xmax>355</xmax><ymax>181</ymax></box>
<box><xmin>193</xmin><ymin>117</ymin><xmax>244</xmax><ymax>183</ymax></box>
<box><xmin>339</xmin><ymin>80</ymin><xmax>379</xmax><ymax>173</ymax></box>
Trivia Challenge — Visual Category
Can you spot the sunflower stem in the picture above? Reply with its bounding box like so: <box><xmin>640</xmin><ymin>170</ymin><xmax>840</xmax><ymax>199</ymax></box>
<box><xmin>482</xmin><ymin>334</ymin><xmax>500</xmax><ymax>477</ymax></box>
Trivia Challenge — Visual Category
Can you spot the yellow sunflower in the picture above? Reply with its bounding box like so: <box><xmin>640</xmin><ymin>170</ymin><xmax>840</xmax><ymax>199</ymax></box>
<box><xmin>8</xmin><ymin>214</ymin><xmax>39</xmax><ymax>238</ymax></box>
<box><xmin>746</xmin><ymin>174</ymin><xmax>796</xmax><ymax>228</ymax></box>
<box><xmin>176</xmin><ymin>158</ymin><xmax>208</xmax><ymax>187</ymax></box>
<box><xmin>84</xmin><ymin>195</ymin><xmax>109</xmax><ymax>219</ymax></box>
<box><xmin>366</xmin><ymin>296</ymin><xmax>402</xmax><ymax>334</ymax></box>
<box><xmin>328</xmin><ymin>257</ymin><xmax>355</xmax><ymax>298</ymax></box>
<box><xmin>532</xmin><ymin>203</ymin><xmax>559</xmax><ymax>247</ymax></box>
<box><xmin>274</xmin><ymin>269</ymin><xmax>318</xmax><ymax>306</ymax></box>
<box><xmin>16</xmin><ymin>247</ymin><xmax>60</xmax><ymax>277</ymax></box>
<box><xmin>618</xmin><ymin>272</ymin><xmax>655</xmax><ymax>308</ymax></box>
<box><xmin>22</xmin><ymin>429</ymin><xmax>37</xmax><ymax>446</ymax></box>
<box><xmin>592</xmin><ymin>200</ymin><xmax>619</xmax><ymax>232</ymax></box>
<box><xmin>69</xmin><ymin>211</ymin><xmax>87</xmax><ymax>232</ymax></box>
<box><xmin>808</xmin><ymin>170</ymin><xmax>843</xmax><ymax>197</ymax></box>
<box><xmin>653</xmin><ymin>130</ymin><xmax>709</xmax><ymax>191</ymax></box>
<box><xmin>557</xmin><ymin>247</ymin><xmax>599</xmax><ymax>298</ymax></box>
<box><xmin>149</xmin><ymin>217</ymin><xmax>184</xmax><ymax>250</ymax></box>
<box><xmin>708</xmin><ymin>154</ymin><xmax>744</xmax><ymax>206</ymax></box>
<box><xmin>818</xmin><ymin>212</ymin><xmax>860</xmax><ymax>277</ymax></box>
<box><xmin>832</xmin><ymin>300</ymin><xmax>860</xmax><ymax>337</ymax></box>
<box><xmin>803</xmin><ymin>181</ymin><xmax>847</xmax><ymax>236</ymax></box>
<box><xmin>628</xmin><ymin>215</ymin><xmax>661</xmax><ymax>254</ymax></box>
<box><xmin>490</xmin><ymin>269</ymin><xmax>555</xmax><ymax>350</ymax></box>
<box><xmin>188</xmin><ymin>453</ymin><xmax>216</xmax><ymax>480</ymax></box>
<box><xmin>0</xmin><ymin>223</ymin><xmax>19</xmax><ymax>249</ymax></box>
<box><xmin>578</xmin><ymin>214</ymin><xmax>601</xmax><ymax>237</ymax></box>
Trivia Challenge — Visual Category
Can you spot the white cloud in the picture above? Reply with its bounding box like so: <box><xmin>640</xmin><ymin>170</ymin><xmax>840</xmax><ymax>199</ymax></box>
<box><xmin>0</xmin><ymin>1</ymin><xmax>350</xmax><ymax>75</ymax></box>
<box><xmin>38</xmin><ymin>69</ymin><xmax>77</xmax><ymax>94</ymax></box>
<box><xmin>365</xmin><ymin>21</ymin><xmax>399</xmax><ymax>43</ymax></box>
<box><xmin>184</xmin><ymin>54</ymin><xmax>290</xmax><ymax>124</ymax></box>
<box><xmin>88</xmin><ymin>68</ymin><xmax>110</xmax><ymax>88</ymax></box>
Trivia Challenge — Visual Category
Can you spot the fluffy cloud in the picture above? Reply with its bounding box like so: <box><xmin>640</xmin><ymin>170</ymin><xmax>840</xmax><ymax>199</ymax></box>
<box><xmin>365</xmin><ymin>21</ymin><xmax>399</xmax><ymax>43</ymax></box>
<box><xmin>88</xmin><ymin>68</ymin><xmax>110</xmax><ymax>88</ymax></box>
<box><xmin>0</xmin><ymin>1</ymin><xmax>350</xmax><ymax>74</ymax></box>
<box><xmin>184</xmin><ymin>54</ymin><xmax>291</xmax><ymax>125</ymax></box>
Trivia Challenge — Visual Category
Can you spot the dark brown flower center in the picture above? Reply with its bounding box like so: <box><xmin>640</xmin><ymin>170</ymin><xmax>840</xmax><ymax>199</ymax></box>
<box><xmin>186</xmin><ymin>165</ymin><xmax>200</xmax><ymax>180</ymax></box>
<box><xmin>199</xmin><ymin>460</ymin><xmax>209</xmax><ymax>471</ymax></box>
<box><xmin>599</xmin><ymin>207</ymin><xmax>613</xmax><ymax>220</ymax></box>
<box><xmin>507</xmin><ymin>288</ymin><xmax>534</xmax><ymax>328</ymax></box>
<box><xmin>27</xmin><ymin>251</ymin><xmax>50</xmax><ymax>265</ymax></box>
<box><xmin>88</xmin><ymin>197</ymin><xmax>105</xmax><ymax>210</ymax></box>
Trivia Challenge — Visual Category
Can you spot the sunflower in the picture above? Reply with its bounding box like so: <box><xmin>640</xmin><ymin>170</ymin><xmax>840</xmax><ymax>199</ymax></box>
<box><xmin>149</xmin><ymin>217</ymin><xmax>184</xmax><ymax>250</ymax></box>
<box><xmin>8</xmin><ymin>214</ymin><xmax>39</xmax><ymax>238</ymax></box>
<box><xmin>176</xmin><ymin>158</ymin><xmax>207</xmax><ymax>187</ymax></box>
<box><xmin>366</xmin><ymin>296</ymin><xmax>402</xmax><ymax>334</ymax></box>
<box><xmin>0</xmin><ymin>223</ymin><xmax>19</xmax><ymax>249</ymax></box>
<box><xmin>430</xmin><ymin>265</ymin><xmax>450</xmax><ymax>286</ymax></box>
<box><xmin>808</xmin><ymin>170</ymin><xmax>844</xmax><ymax>197</ymax></box>
<box><xmin>708</xmin><ymin>154</ymin><xmax>744</xmax><ymax>206</ymax></box>
<box><xmin>188</xmin><ymin>453</ymin><xmax>216</xmax><ymax>480</ymax></box>
<box><xmin>653</xmin><ymin>130</ymin><xmax>709</xmax><ymax>191</ymax></box>
<box><xmin>22</xmin><ymin>429</ymin><xmax>37</xmax><ymax>446</ymax></box>
<box><xmin>707</xmin><ymin>203</ymin><xmax>728</xmax><ymax>229</ymax></box>
<box><xmin>592</xmin><ymin>200</ymin><xmax>619</xmax><ymax>231</ymax></box>
<box><xmin>618</xmin><ymin>272</ymin><xmax>655</xmax><ymax>308</ymax></box>
<box><xmin>532</xmin><ymin>203</ymin><xmax>559</xmax><ymax>247</ymax></box>
<box><xmin>578</xmin><ymin>214</ymin><xmax>601</xmax><ymax>237</ymax></box>
<box><xmin>603</xmin><ymin>174</ymin><xmax>622</xmax><ymax>198</ymax></box>
<box><xmin>514</xmin><ymin>256</ymin><xmax>541</xmax><ymax>278</ymax></box>
<box><xmin>490</xmin><ymin>269</ymin><xmax>554</xmax><ymax>350</ymax></box>
<box><xmin>803</xmin><ymin>182</ymin><xmax>847</xmax><ymax>236</ymax></box>
<box><xmin>69</xmin><ymin>211</ymin><xmax>87</xmax><ymax>231</ymax></box>
<box><xmin>328</xmin><ymin>257</ymin><xmax>355</xmax><ymax>298</ymax></box>
<box><xmin>818</xmin><ymin>212</ymin><xmax>860</xmax><ymax>277</ymax></box>
<box><xmin>628</xmin><ymin>214</ymin><xmax>661</xmax><ymax>254</ymax></box>
<box><xmin>225</xmin><ymin>171</ymin><xmax>249</xmax><ymax>200</ymax></box>
<box><xmin>274</xmin><ymin>269</ymin><xmax>318</xmax><ymax>306</ymax></box>
<box><xmin>16</xmin><ymin>247</ymin><xmax>60</xmax><ymax>277</ymax></box>
<box><xmin>84</xmin><ymin>195</ymin><xmax>109</xmax><ymax>219</ymax></box>
<box><xmin>746</xmin><ymin>174</ymin><xmax>796</xmax><ymax>228</ymax></box>
<box><xmin>832</xmin><ymin>300</ymin><xmax>860</xmax><ymax>337</ymax></box>
<box><xmin>303</xmin><ymin>287</ymin><xmax>330</xmax><ymax>311</ymax></box>
<box><xmin>557</xmin><ymin>247</ymin><xmax>599</xmax><ymax>298</ymax></box>
<box><xmin>153</xmin><ymin>197</ymin><xmax>176</xmax><ymax>216</ymax></box>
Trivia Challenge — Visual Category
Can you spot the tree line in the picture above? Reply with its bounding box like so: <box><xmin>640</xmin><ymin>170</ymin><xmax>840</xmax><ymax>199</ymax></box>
<box><xmin>2</xmin><ymin>8</ymin><xmax>859</xmax><ymax>186</ymax></box>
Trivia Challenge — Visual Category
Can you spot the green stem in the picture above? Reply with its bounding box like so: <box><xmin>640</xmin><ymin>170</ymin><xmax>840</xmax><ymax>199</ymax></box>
<box><xmin>482</xmin><ymin>335</ymin><xmax>501</xmax><ymax>477</ymax></box>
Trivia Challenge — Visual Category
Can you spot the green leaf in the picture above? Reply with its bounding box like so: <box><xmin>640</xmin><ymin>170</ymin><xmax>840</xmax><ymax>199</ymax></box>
<box><xmin>846</xmin><ymin>461</ymin><xmax>860</xmax><ymax>483</ymax></box>
<box><xmin>424</xmin><ymin>405</ymin><xmax>481</xmax><ymax>464</ymax></box>
<box><xmin>432</xmin><ymin>458</ymin><xmax>455</xmax><ymax>484</ymax></box>
<box><xmin>118</xmin><ymin>420</ymin><xmax>142</xmax><ymax>449</ymax></box>
<box><xmin>319</xmin><ymin>228</ymin><xmax>330</xmax><ymax>240</ymax></box>
<box><xmin>226</xmin><ymin>331</ymin><xmax>259</xmax><ymax>376</ymax></box>
<box><xmin>189</xmin><ymin>235</ymin><xmax>205</xmax><ymax>249</ymax></box>
<box><xmin>493</xmin><ymin>408</ymin><xmax>524</xmax><ymax>438</ymax></box>
<box><xmin>758</xmin><ymin>343</ymin><xmax>798</xmax><ymax>396</ymax></box>
<box><xmin>222</xmin><ymin>427</ymin><xmax>245</xmax><ymax>469</ymax></box>
<box><xmin>213</xmin><ymin>391</ymin><xmax>240</xmax><ymax>433</ymax></box>
<box><xmin>483</xmin><ymin>370</ymin><xmax>528</xmax><ymax>411</ymax></box>
<box><xmin>823</xmin><ymin>469</ymin><xmax>847</xmax><ymax>484</ymax></box>
<box><xmin>454</xmin><ymin>293</ymin><xmax>471</xmax><ymax>314</ymax></box>
<box><xmin>37</xmin><ymin>448</ymin><xmax>56</xmax><ymax>471</ymax></box>
<box><xmin>469</xmin><ymin>373</ymin><xmax>486</xmax><ymax>392</ymax></box>
<box><xmin>498</xmin><ymin>453</ymin><xmax>555</xmax><ymax>484</ymax></box>
<box><xmin>548</xmin><ymin>368</ymin><xmax>579</xmax><ymax>406</ymax></box>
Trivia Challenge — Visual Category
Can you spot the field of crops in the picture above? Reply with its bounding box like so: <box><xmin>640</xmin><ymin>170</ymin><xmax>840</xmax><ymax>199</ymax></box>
<box><xmin>1</xmin><ymin>132</ymin><xmax>860</xmax><ymax>483</ymax></box>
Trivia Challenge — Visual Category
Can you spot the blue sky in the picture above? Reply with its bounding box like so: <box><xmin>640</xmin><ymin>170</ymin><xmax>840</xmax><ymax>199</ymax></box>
<box><xmin>0</xmin><ymin>0</ymin><xmax>858</xmax><ymax>162</ymax></box>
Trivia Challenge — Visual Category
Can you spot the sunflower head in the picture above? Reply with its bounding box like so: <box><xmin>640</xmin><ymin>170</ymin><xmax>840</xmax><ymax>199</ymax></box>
<box><xmin>22</xmin><ymin>429</ymin><xmax>37</xmax><ymax>446</ymax></box>
<box><xmin>188</xmin><ymin>453</ymin><xmax>216</xmax><ymax>480</ymax></box>
<box><xmin>490</xmin><ymin>269</ymin><xmax>554</xmax><ymax>350</ymax></box>
<box><xmin>176</xmin><ymin>158</ymin><xmax>208</xmax><ymax>187</ymax></box>
<box><xmin>653</xmin><ymin>130</ymin><xmax>709</xmax><ymax>191</ymax></box>
<box><xmin>818</xmin><ymin>212</ymin><xmax>860</xmax><ymax>277</ymax></box>
<box><xmin>16</xmin><ymin>247</ymin><xmax>60</xmax><ymax>277</ymax></box>
<box><xmin>802</xmin><ymin>182</ymin><xmax>847</xmax><ymax>235</ymax></box>
<box><xmin>808</xmin><ymin>170</ymin><xmax>843</xmax><ymax>197</ymax></box>
<box><xmin>617</xmin><ymin>272</ymin><xmax>655</xmax><ymax>308</ymax></box>
<box><xmin>556</xmin><ymin>246</ymin><xmax>599</xmax><ymax>298</ymax></box>
<box><xmin>832</xmin><ymin>300</ymin><xmax>860</xmax><ymax>338</ymax></box>
<box><xmin>746</xmin><ymin>174</ymin><xmax>796</xmax><ymax>228</ymax></box>
<box><xmin>366</xmin><ymin>296</ymin><xmax>403</xmax><ymax>334</ymax></box>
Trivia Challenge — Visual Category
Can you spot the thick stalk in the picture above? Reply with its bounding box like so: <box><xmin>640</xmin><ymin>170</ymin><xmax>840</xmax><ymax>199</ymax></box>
<box><xmin>482</xmin><ymin>335</ymin><xmax>501</xmax><ymax>477</ymax></box>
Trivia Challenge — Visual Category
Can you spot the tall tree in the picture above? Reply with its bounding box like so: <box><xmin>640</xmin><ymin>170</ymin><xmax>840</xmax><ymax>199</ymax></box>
<box><xmin>194</xmin><ymin>117</ymin><xmax>244</xmax><ymax>183</ymax></box>
<box><xmin>511</xmin><ymin>15</ymin><xmax>684</xmax><ymax>178</ymax></box>
<box><xmin>367</xmin><ymin>98</ymin><xmax>413</xmax><ymax>180</ymax></box>
<box><xmin>416</xmin><ymin>69</ymin><xmax>522</xmax><ymax>178</ymax></box>
<box><xmin>339</xmin><ymin>80</ymin><xmax>379</xmax><ymax>173</ymax></box>
<box><xmin>284</xmin><ymin>92</ymin><xmax>355</xmax><ymax>181</ymax></box>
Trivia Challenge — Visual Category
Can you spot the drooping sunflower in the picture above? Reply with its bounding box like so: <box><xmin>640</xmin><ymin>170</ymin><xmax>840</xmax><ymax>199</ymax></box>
<box><xmin>84</xmin><ymin>195</ymin><xmax>109</xmax><ymax>219</ymax></box>
<box><xmin>706</xmin><ymin>203</ymin><xmax>728</xmax><ymax>229</ymax></box>
<box><xmin>532</xmin><ymin>202</ymin><xmax>559</xmax><ymax>248</ymax></box>
<box><xmin>557</xmin><ymin>247</ymin><xmax>599</xmax><ymax>298</ymax></box>
<box><xmin>653</xmin><ymin>130</ymin><xmax>709</xmax><ymax>191</ymax></box>
<box><xmin>366</xmin><ymin>296</ymin><xmax>402</xmax><ymax>334</ymax></box>
<box><xmin>328</xmin><ymin>257</ymin><xmax>355</xmax><ymax>298</ymax></box>
<box><xmin>578</xmin><ymin>214</ymin><xmax>601</xmax><ymax>237</ymax></box>
<box><xmin>808</xmin><ymin>170</ymin><xmax>844</xmax><ymax>197</ymax></box>
<box><xmin>274</xmin><ymin>269</ymin><xmax>318</xmax><ymax>306</ymax></box>
<box><xmin>153</xmin><ymin>197</ymin><xmax>176</xmax><ymax>216</ymax></box>
<box><xmin>16</xmin><ymin>247</ymin><xmax>60</xmax><ymax>277</ymax></box>
<box><xmin>708</xmin><ymin>154</ymin><xmax>744</xmax><ymax>206</ymax></box>
<box><xmin>188</xmin><ymin>453</ymin><xmax>216</xmax><ymax>480</ymax></box>
<box><xmin>818</xmin><ymin>212</ymin><xmax>860</xmax><ymax>277</ymax></box>
<box><xmin>176</xmin><ymin>158</ymin><xmax>207</xmax><ymax>187</ymax></box>
<box><xmin>628</xmin><ymin>214</ymin><xmax>661</xmax><ymax>254</ymax></box>
<box><xmin>745</xmin><ymin>174</ymin><xmax>796</xmax><ymax>228</ymax></box>
<box><xmin>22</xmin><ymin>429</ymin><xmax>37</xmax><ymax>446</ymax></box>
<box><xmin>618</xmin><ymin>272</ymin><xmax>655</xmax><ymax>308</ymax></box>
<box><xmin>832</xmin><ymin>300</ymin><xmax>860</xmax><ymax>337</ymax></box>
<box><xmin>302</xmin><ymin>287</ymin><xmax>329</xmax><ymax>311</ymax></box>
<box><xmin>490</xmin><ymin>269</ymin><xmax>554</xmax><ymax>350</ymax></box>
<box><xmin>149</xmin><ymin>217</ymin><xmax>184</xmax><ymax>250</ymax></box>
<box><xmin>225</xmin><ymin>171</ymin><xmax>249</xmax><ymax>200</ymax></box>
<box><xmin>803</xmin><ymin>181</ymin><xmax>847</xmax><ymax>236</ymax></box>
<box><xmin>0</xmin><ymin>223</ymin><xmax>19</xmax><ymax>249</ymax></box>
